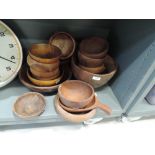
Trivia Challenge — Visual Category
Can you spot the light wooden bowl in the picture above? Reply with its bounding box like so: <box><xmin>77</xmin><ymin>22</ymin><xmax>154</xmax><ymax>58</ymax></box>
<box><xmin>27</xmin><ymin>70</ymin><xmax>62</xmax><ymax>86</ymax></box>
<box><xmin>13</xmin><ymin>92</ymin><xmax>46</xmax><ymax>119</ymax></box>
<box><xmin>29</xmin><ymin>44</ymin><xmax>61</xmax><ymax>64</ymax></box>
<box><xmin>27</xmin><ymin>55</ymin><xmax>59</xmax><ymax>72</ymax></box>
<box><xmin>54</xmin><ymin>96</ymin><xmax>96</xmax><ymax>123</ymax></box>
<box><xmin>49</xmin><ymin>32</ymin><xmax>76</xmax><ymax>60</ymax></box>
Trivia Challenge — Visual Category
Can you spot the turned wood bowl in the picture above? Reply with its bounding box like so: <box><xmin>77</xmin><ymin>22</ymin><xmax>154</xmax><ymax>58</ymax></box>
<box><xmin>27</xmin><ymin>70</ymin><xmax>62</xmax><ymax>86</ymax></box>
<box><xmin>54</xmin><ymin>96</ymin><xmax>96</xmax><ymax>123</ymax></box>
<box><xmin>30</xmin><ymin>67</ymin><xmax>60</xmax><ymax>80</ymax></box>
<box><xmin>58</xmin><ymin>80</ymin><xmax>95</xmax><ymax>109</ymax></box>
<box><xmin>29</xmin><ymin>44</ymin><xmax>62</xmax><ymax>64</ymax></box>
<box><xmin>79</xmin><ymin>64</ymin><xmax>105</xmax><ymax>74</ymax></box>
<box><xmin>27</xmin><ymin>55</ymin><xmax>59</xmax><ymax>72</ymax></box>
<box><xmin>13</xmin><ymin>92</ymin><xmax>46</xmax><ymax>119</ymax></box>
<box><xmin>78</xmin><ymin>51</ymin><xmax>105</xmax><ymax>67</ymax></box>
<box><xmin>58</xmin><ymin>95</ymin><xmax>111</xmax><ymax>115</ymax></box>
<box><xmin>72</xmin><ymin>54</ymin><xmax>117</xmax><ymax>88</ymax></box>
<box><xmin>80</xmin><ymin>37</ymin><xmax>109</xmax><ymax>54</ymax></box>
<box><xmin>19</xmin><ymin>65</ymin><xmax>72</xmax><ymax>93</ymax></box>
<box><xmin>49</xmin><ymin>32</ymin><xmax>76</xmax><ymax>60</ymax></box>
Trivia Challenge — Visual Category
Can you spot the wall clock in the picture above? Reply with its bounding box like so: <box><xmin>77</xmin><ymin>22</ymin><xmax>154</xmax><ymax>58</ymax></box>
<box><xmin>0</xmin><ymin>20</ymin><xmax>23</xmax><ymax>88</ymax></box>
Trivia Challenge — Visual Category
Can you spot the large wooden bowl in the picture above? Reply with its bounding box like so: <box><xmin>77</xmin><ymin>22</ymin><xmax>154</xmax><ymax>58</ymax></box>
<box><xmin>13</xmin><ymin>92</ymin><xmax>46</xmax><ymax>119</ymax></box>
<box><xmin>54</xmin><ymin>96</ymin><xmax>96</xmax><ymax>123</ymax></box>
<box><xmin>72</xmin><ymin>54</ymin><xmax>117</xmax><ymax>88</ymax></box>
<box><xmin>29</xmin><ymin>44</ymin><xmax>61</xmax><ymax>64</ymax></box>
<box><xmin>58</xmin><ymin>80</ymin><xmax>95</xmax><ymax>109</ymax></box>
<box><xmin>19</xmin><ymin>65</ymin><xmax>72</xmax><ymax>93</ymax></box>
<box><xmin>49</xmin><ymin>32</ymin><xmax>76</xmax><ymax>60</ymax></box>
<box><xmin>27</xmin><ymin>55</ymin><xmax>59</xmax><ymax>72</ymax></box>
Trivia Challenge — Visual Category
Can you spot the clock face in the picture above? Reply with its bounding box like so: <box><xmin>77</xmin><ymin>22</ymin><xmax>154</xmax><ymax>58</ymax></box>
<box><xmin>0</xmin><ymin>21</ymin><xmax>23</xmax><ymax>88</ymax></box>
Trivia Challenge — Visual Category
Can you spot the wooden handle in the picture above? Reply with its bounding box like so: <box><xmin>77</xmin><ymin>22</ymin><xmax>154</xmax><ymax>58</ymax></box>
<box><xmin>95</xmin><ymin>98</ymin><xmax>112</xmax><ymax>115</ymax></box>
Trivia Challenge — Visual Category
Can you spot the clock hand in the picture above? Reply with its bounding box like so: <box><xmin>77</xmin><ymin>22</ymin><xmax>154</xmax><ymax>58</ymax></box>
<box><xmin>0</xmin><ymin>56</ymin><xmax>16</xmax><ymax>64</ymax></box>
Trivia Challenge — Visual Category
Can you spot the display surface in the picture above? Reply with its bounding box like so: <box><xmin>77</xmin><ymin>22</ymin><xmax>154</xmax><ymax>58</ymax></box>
<box><xmin>0</xmin><ymin>21</ymin><xmax>23</xmax><ymax>87</ymax></box>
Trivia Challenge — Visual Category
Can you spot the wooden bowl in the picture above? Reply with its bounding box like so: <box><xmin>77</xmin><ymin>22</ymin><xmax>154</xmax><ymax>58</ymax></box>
<box><xmin>27</xmin><ymin>55</ymin><xmax>59</xmax><ymax>72</ymax></box>
<box><xmin>58</xmin><ymin>95</ymin><xmax>111</xmax><ymax>115</ymax></box>
<box><xmin>58</xmin><ymin>80</ymin><xmax>95</xmax><ymax>109</ymax></box>
<box><xmin>72</xmin><ymin>54</ymin><xmax>117</xmax><ymax>88</ymax></box>
<box><xmin>78</xmin><ymin>51</ymin><xmax>105</xmax><ymax>67</ymax></box>
<box><xmin>19</xmin><ymin>65</ymin><xmax>72</xmax><ymax>93</ymax></box>
<box><xmin>27</xmin><ymin>70</ymin><xmax>62</xmax><ymax>86</ymax></box>
<box><xmin>55</xmin><ymin>96</ymin><xmax>96</xmax><ymax>123</ymax></box>
<box><xmin>79</xmin><ymin>64</ymin><xmax>105</xmax><ymax>74</ymax></box>
<box><xmin>13</xmin><ymin>92</ymin><xmax>46</xmax><ymax>119</ymax></box>
<box><xmin>30</xmin><ymin>67</ymin><xmax>60</xmax><ymax>80</ymax></box>
<box><xmin>49</xmin><ymin>32</ymin><xmax>76</xmax><ymax>60</ymax></box>
<box><xmin>29</xmin><ymin>44</ymin><xmax>61</xmax><ymax>64</ymax></box>
<box><xmin>80</xmin><ymin>37</ymin><xmax>109</xmax><ymax>54</ymax></box>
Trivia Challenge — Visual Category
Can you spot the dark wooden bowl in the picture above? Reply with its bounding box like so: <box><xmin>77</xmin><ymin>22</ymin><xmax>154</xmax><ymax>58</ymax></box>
<box><xmin>71</xmin><ymin>54</ymin><xmax>117</xmax><ymax>88</ymax></box>
<box><xmin>49</xmin><ymin>32</ymin><xmax>76</xmax><ymax>60</ymax></box>
<box><xmin>58</xmin><ymin>80</ymin><xmax>95</xmax><ymax>109</ymax></box>
<box><xmin>13</xmin><ymin>92</ymin><xmax>46</xmax><ymax>119</ymax></box>
<box><xmin>29</xmin><ymin>44</ymin><xmax>61</xmax><ymax>64</ymax></box>
<box><xmin>78</xmin><ymin>51</ymin><xmax>105</xmax><ymax>67</ymax></box>
<box><xmin>80</xmin><ymin>37</ymin><xmax>109</xmax><ymax>54</ymax></box>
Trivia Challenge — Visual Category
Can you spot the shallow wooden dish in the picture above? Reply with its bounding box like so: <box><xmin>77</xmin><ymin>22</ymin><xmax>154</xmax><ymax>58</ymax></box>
<box><xmin>80</xmin><ymin>37</ymin><xmax>109</xmax><ymax>54</ymax></box>
<box><xmin>58</xmin><ymin>80</ymin><xmax>94</xmax><ymax>109</ymax></box>
<box><xmin>13</xmin><ymin>92</ymin><xmax>46</xmax><ymax>119</ymax></box>
<box><xmin>30</xmin><ymin>67</ymin><xmax>60</xmax><ymax>80</ymax></box>
<box><xmin>29</xmin><ymin>44</ymin><xmax>61</xmax><ymax>64</ymax></box>
<box><xmin>79</xmin><ymin>64</ymin><xmax>105</xmax><ymax>74</ymax></box>
<box><xmin>78</xmin><ymin>51</ymin><xmax>105</xmax><ymax>67</ymax></box>
<box><xmin>27</xmin><ymin>55</ymin><xmax>59</xmax><ymax>72</ymax></box>
<box><xmin>19</xmin><ymin>65</ymin><xmax>72</xmax><ymax>93</ymax></box>
<box><xmin>72</xmin><ymin>54</ymin><xmax>117</xmax><ymax>88</ymax></box>
<box><xmin>54</xmin><ymin>96</ymin><xmax>96</xmax><ymax>123</ymax></box>
<box><xmin>49</xmin><ymin>32</ymin><xmax>76</xmax><ymax>60</ymax></box>
<box><xmin>27</xmin><ymin>70</ymin><xmax>62</xmax><ymax>87</ymax></box>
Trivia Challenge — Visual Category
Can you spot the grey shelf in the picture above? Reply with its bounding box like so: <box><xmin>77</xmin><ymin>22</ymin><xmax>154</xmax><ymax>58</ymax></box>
<box><xmin>0</xmin><ymin>79</ymin><xmax>122</xmax><ymax>126</ymax></box>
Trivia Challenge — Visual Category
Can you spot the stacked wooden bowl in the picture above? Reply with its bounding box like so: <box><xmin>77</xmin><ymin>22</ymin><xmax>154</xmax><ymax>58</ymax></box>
<box><xmin>55</xmin><ymin>80</ymin><xmax>111</xmax><ymax>123</ymax></box>
<box><xmin>72</xmin><ymin>37</ymin><xmax>117</xmax><ymax>88</ymax></box>
<box><xmin>27</xmin><ymin>44</ymin><xmax>63</xmax><ymax>87</ymax></box>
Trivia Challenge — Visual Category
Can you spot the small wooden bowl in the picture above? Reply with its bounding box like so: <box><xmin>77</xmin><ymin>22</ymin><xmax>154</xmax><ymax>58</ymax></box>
<box><xmin>19</xmin><ymin>65</ymin><xmax>72</xmax><ymax>93</ymax></box>
<box><xmin>49</xmin><ymin>32</ymin><xmax>76</xmax><ymax>60</ymax></box>
<box><xmin>13</xmin><ymin>92</ymin><xmax>46</xmax><ymax>119</ymax></box>
<box><xmin>30</xmin><ymin>67</ymin><xmax>60</xmax><ymax>80</ymax></box>
<box><xmin>27</xmin><ymin>70</ymin><xmax>62</xmax><ymax>86</ymax></box>
<box><xmin>58</xmin><ymin>95</ymin><xmax>111</xmax><ymax>115</ymax></box>
<box><xmin>80</xmin><ymin>37</ymin><xmax>109</xmax><ymax>54</ymax></box>
<box><xmin>27</xmin><ymin>55</ymin><xmax>59</xmax><ymax>72</ymax></box>
<box><xmin>79</xmin><ymin>64</ymin><xmax>105</xmax><ymax>74</ymax></box>
<box><xmin>29</xmin><ymin>44</ymin><xmax>62</xmax><ymax>64</ymax></box>
<box><xmin>78</xmin><ymin>51</ymin><xmax>105</xmax><ymax>67</ymax></box>
<box><xmin>55</xmin><ymin>96</ymin><xmax>96</xmax><ymax>123</ymax></box>
<box><xmin>58</xmin><ymin>80</ymin><xmax>95</xmax><ymax>109</ymax></box>
<box><xmin>72</xmin><ymin>54</ymin><xmax>117</xmax><ymax>88</ymax></box>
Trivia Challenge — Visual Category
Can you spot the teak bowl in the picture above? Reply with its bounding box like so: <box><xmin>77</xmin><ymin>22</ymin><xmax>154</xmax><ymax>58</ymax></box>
<box><xmin>49</xmin><ymin>32</ymin><xmax>76</xmax><ymax>60</ymax></box>
<box><xmin>72</xmin><ymin>54</ymin><xmax>117</xmax><ymax>88</ymax></box>
<box><xmin>27</xmin><ymin>55</ymin><xmax>59</xmax><ymax>72</ymax></box>
<box><xmin>19</xmin><ymin>65</ymin><xmax>72</xmax><ymax>93</ymax></box>
<box><xmin>13</xmin><ymin>92</ymin><xmax>46</xmax><ymax>119</ymax></box>
<box><xmin>55</xmin><ymin>96</ymin><xmax>96</xmax><ymax>123</ymax></box>
<box><xmin>79</xmin><ymin>64</ymin><xmax>105</xmax><ymax>74</ymax></box>
<box><xmin>27</xmin><ymin>70</ymin><xmax>62</xmax><ymax>86</ymax></box>
<box><xmin>58</xmin><ymin>95</ymin><xmax>111</xmax><ymax>115</ymax></box>
<box><xmin>80</xmin><ymin>37</ymin><xmax>109</xmax><ymax>54</ymax></box>
<box><xmin>30</xmin><ymin>67</ymin><xmax>60</xmax><ymax>80</ymax></box>
<box><xmin>29</xmin><ymin>44</ymin><xmax>62</xmax><ymax>64</ymax></box>
<box><xmin>78</xmin><ymin>51</ymin><xmax>105</xmax><ymax>67</ymax></box>
<box><xmin>58</xmin><ymin>80</ymin><xmax>94</xmax><ymax>109</ymax></box>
